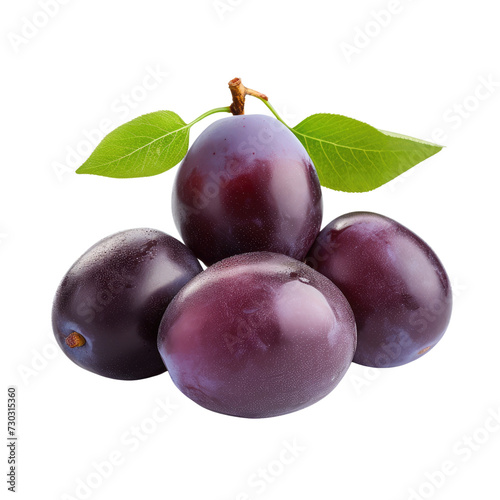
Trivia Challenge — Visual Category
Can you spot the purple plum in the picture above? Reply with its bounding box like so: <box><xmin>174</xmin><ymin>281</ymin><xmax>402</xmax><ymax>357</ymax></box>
<box><xmin>158</xmin><ymin>252</ymin><xmax>356</xmax><ymax>418</ymax></box>
<box><xmin>52</xmin><ymin>228</ymin><xmax>202</xmax><ymax>380</ymax></box>
<box><xmin>172</xmin><ymin>114</ymin><xmax>323</xmax><ymax>266</ymax></box>
<box><xmin>306</xmin><ymin>212</ymin><xmax>452</xmax><ymax>368</ymax></box>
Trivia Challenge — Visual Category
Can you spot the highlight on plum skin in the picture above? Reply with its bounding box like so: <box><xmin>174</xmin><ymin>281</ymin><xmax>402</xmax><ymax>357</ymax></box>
<box><xmin>157</xmin><ymin>252</ymin><xmax>357</xmax><ymax>418</ymax></box>
<box><xmin>172</xmin><ymin>114</ymin><xmax>323</xmax><ymax>266</ymax></box>
<box><xmin>306</xmin><ymin>212</ymin><xmax>452</xmax><ymax>368</ymax></box>
<box><xmin>52</xmin><ymin>228</ymin><xmax>203</xmax><ymax>380</ymax></box>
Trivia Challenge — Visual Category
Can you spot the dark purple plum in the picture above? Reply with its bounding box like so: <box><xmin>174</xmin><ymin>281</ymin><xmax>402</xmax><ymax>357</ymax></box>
<box><xmin>172</xmin><ymin>114</ymin><xmax>323</xmax><ymax>266</ymax></box>
<box><xmin>306</xmin><ymin>212</ymin><xmax>452</xmax><ymax>368</ymax></box>
<box><xmin>158</xmin><ymin>252</ymin><xmax>356</xmax><ymax>418</ymax></box>
<box><xmin>52</xmin><ymin>228</ymin><xmax>202</xmax><ymax>380</ymax></box>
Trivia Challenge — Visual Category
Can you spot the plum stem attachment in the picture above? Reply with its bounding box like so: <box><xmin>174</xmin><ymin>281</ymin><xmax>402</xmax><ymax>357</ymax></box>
<box><xmin>228</xmin><ymin>78</ymin><xmax>268</xmax><ymax>115</ymax></box>
<box><xmin>66</xmin><ymin>332</ymin><xmax>86</xmax><ymax>348</ymax></box>
<box><xmin>187</xmin><ymin>107</ymin><xmax>231</xmax><ymax>127</ymax></box>
<box><xmin>257</xmin><ymin>98</ymin><xmax>290</xmax><ymax>129</ymax></box>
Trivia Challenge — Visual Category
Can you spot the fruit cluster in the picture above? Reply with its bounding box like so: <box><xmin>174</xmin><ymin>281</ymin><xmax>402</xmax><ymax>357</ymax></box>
<box><xmin>53</xmin><ymin>113</ymin><xmax>452</xmax><ymax>419</ymax></box>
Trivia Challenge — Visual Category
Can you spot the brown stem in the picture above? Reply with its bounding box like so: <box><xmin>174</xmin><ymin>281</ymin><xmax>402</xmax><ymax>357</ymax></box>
<box><xmin>65</xmin><ymin>332</ymin><xmax>86</xmax><ymax>348</ymax></box>
<box><xmin>228</xmin><ymin>78</ymin><xmax>268</xmax><ymax>115</ymax></box>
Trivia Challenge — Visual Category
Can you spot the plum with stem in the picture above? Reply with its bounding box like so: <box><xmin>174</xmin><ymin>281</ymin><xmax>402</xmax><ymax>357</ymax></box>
<box><xmin>172</xmin><ymin>112</ymin><xmax>323</xmax><ymax>266</ymax></box>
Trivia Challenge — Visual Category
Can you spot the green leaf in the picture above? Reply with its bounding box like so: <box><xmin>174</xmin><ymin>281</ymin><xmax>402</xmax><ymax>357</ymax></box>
<box><xmin>291</xmin><ymin>114</ymin><xmax>443</xmax><ymax>192</ymax></box>
<box><xmin>76</xmin><ymin>111</ymin><xmax>191</xmax><ymax>178</ymax></box>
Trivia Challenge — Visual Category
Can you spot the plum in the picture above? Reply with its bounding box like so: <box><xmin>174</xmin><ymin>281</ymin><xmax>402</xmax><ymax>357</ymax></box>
<box><xmin>52</xmin><ymin>228</ymin><xmax>202</xmax><ymax>380</ymax></box>
<box><xmin>172</xmin><ymin>114</ymin><xmax>323</xmax><ymax>266</ymax></box>
<box><xmin>306</xmin><ymin>212</ymin><xmax>452</xmax><ymax>368</ymax></box>
<box><xmin>157</xmin><ymin>252</ymin><xmax>356</xmax><ymax>418</ymax></box>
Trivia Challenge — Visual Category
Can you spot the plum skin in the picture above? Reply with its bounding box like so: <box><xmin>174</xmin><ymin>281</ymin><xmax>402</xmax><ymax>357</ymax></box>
<box><xmin>158</xmin><ymin>252</ymin><xmax>357</xmax><ymax>418</ymax></box>
<box><xmin>306</xmin><ymin>212</ymin><xmax>452</xmax><ymax>368</ymax></box>
<box><xmin>172</xmin><ymin>114</ymin><xmax>323</xmax><ymax>266</ymax></box>
<box><xmin>52</xmin><ymin>228</ymin><xmax>202</xmax><ymax>380</ymax></box>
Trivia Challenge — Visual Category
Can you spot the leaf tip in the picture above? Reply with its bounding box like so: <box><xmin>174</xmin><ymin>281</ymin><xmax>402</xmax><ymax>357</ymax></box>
<box><xmin>75</xmin><ymin>163</ymin><xmax>91</xmax><ymax>175</ymax></box>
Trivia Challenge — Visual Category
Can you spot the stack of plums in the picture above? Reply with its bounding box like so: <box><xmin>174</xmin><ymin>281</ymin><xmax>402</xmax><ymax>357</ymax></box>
<box><xmin>53</xmin><ymin>115</ymin><xmax>452</xmax><ymax>418</ymax></box>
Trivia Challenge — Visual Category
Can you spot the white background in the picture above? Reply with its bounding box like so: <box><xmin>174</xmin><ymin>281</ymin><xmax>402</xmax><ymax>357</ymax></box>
<box><xmin>2</xmin><ymin>1</ymin><xmax>499</xmax><ymax>499</ymax></box>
